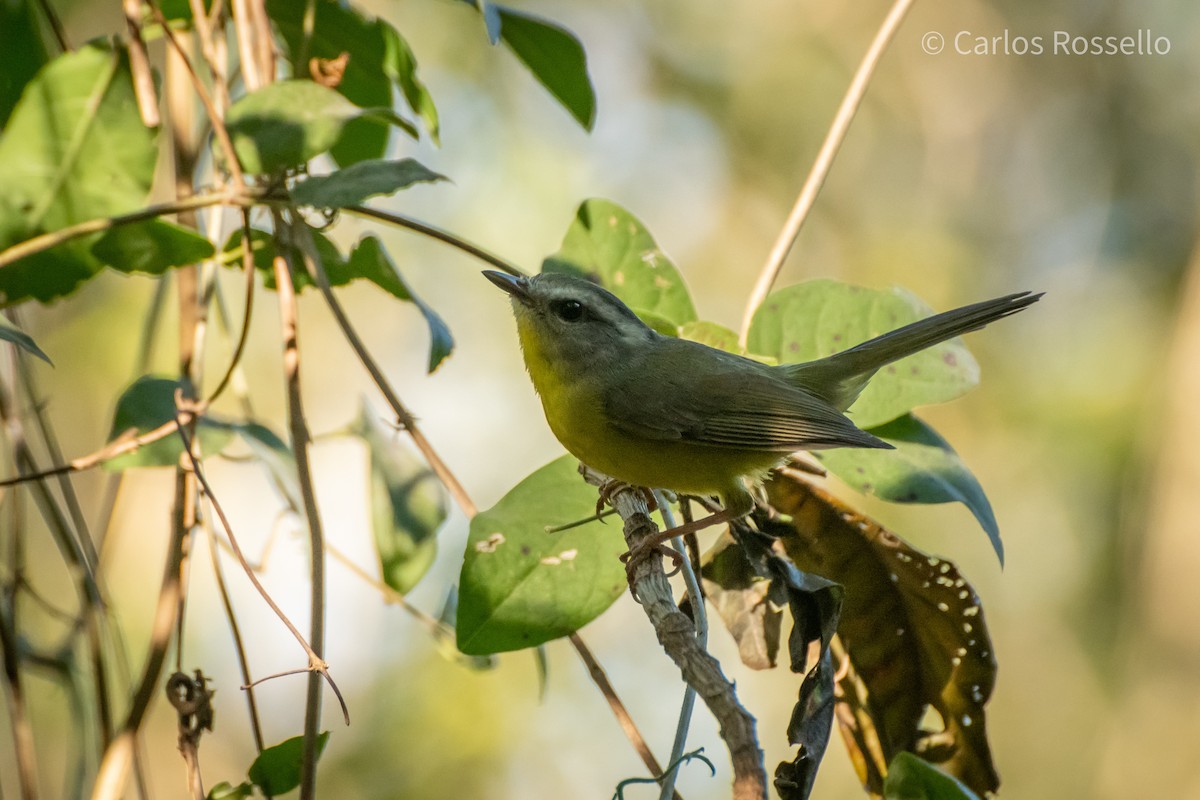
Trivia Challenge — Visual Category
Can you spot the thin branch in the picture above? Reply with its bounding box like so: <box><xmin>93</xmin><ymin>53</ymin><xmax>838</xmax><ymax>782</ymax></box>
<box><xmin>122</xmin><ymin>0</ymin><xmax>160</xmax><ymax>127</ymax></box>
<box><xmin>655</xmin><ymin>494</ymin><xmax>707</xmax><ymax>800</ymax></box>
<box><xmin>0</xmin><ymin>192</ymin><xmax>255</xmax><ymax>271</ymax></box>
<box><xmin>173</xmin><ymin>415</ymin><xmax>348</xmax><ymax>725</ymax></box>
<box><xmin>325</xmin><ymin>542</ymin><xmax>445</xmax><ymax>637</ymax></box>
<box><xmin>146</xmin><ymin>0</ymin><xmax>246</xmax><ymax>191</ymax></box>
<box><xmin>569</xmin><ymin>633</ymin><xmax>683</xmax><ymax>800</ymax></box>
<box><xmin>582</xmin><ymin>472</ymin><xmax>766</xmax><ymax>800</ymax></box>
<box><xmin>289</xmin><ymin>220</ymin><xmax>477</xmax><ymax>517</ymax></box>
<box><xmin>204</xmin><ymin>523</ymin><xmax>266</xmax><ymax>752</ymax></box>
<box><xmin>345</xmin><ymin>205</ymin><xmax>528</xmax><ymax>278</ymax></box>
<box><xmin>274</xmin><ymin>220</ymin><xmax>333</xmax><ymax>800</ymax></box>
<box><xmin>0</xmin><ymin>590</ymin><xmax>40</xmax><ymax>800</ymax></box>
<box><xmin>91</xmin><ymin>467</ymin><xmax>192</xmax><ymax>800</ymax></box>
<box><xmin>204</xmin><ymin>210</ymin><xmax>257</xmax><ymax>404</ymax></box>
<box><xmin>738</xmin><ymin>0</ymin><xmax>917</xmax><ymax>345</ymax></box>
<box><xmin>34</xmin><ymin>0</ymin><xmax>70</xmax><ymax>52</ymax></box>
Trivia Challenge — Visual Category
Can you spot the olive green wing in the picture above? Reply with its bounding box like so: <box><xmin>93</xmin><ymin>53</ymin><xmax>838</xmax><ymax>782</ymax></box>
<box><xmin>603</xmin><ymin>338</ymin><xmax>890</xmax><ymax>451</ymax></box>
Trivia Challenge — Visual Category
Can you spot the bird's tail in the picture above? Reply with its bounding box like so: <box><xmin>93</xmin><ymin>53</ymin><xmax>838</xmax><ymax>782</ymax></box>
<box><xmin>783</xmin><ymin>291</ymin><xmax>1043</xmax><ymax>411</ymax></box>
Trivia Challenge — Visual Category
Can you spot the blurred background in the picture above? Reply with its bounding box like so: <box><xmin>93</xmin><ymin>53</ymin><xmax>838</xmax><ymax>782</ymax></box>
<box><xmin>6</xmin><ymin>0</ymin><xmax>1200</xmax><ymax>797</ymax></box>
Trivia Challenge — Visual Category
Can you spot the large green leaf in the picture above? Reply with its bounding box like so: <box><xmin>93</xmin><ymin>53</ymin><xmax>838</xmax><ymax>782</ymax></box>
<box><xmin>92</xmin><ymin>220</ymin><xmax>215</xmax><ymax>275</ymax></box>
<box><xmin>353</xmin><ymin>403</ymin><xmax>446</xmax><ymax>595</ymax></box>
<box><xmin>225</xmin><ymin>80</ymin><xmax>414</xmax><ymax>174</ymax></box>
<box><xmin>0</xmin><ymin>0</ymin><xmax>51</xmax><ymax>128</ymax></box>
<box><xmin>817</xmin><ymin>414</ymin><xmax>1002</xmax><ymax>564</ymax></box>
<box><xmin>543</xmin><ymin>198</ymin><xmax>697</xmax><ymax>327</ymax></box>
<box><xmin>247</xmin><ymin>732</ymin><xmax>330</xmax><ymax>796</ymax></box>
<box><xmin>883</xmin><ymin>753</ymin><xmax>982</xmax><ymax>800</ymax></box>
<box><xmin>457</xmin><ymin>455</ymin><xmax>626</xmax><ymax>655</ymax></box>
<box><xmin>290</xmin><ymin>158</ymin><xmax>445</xmax><ymax>208</ymax></box>
<box><xmin>347</xmin><ymin>237</ymin><xmax>454</xmax><ymax>372</ymax></box>
<box><xmin>490</xmin><ymin>5</ymin><xmax>595</xmax><ymax>130</ymax></box>
<box><xmin>267</xmin><ymin>0</ymin><xmax>438</xmax><ymax>163</ymax></box>
<box><xmin>104</xmin><ymin>376</ymin><xmax>234</xmax><ymax>470</ymax></box>
<box><xmin>0</xmin><ymin>43</ymin><xmax>159</xmax><ymax>303</ymax></box>
<box><xmin>746</xmin><ymin>281</ymin><xmax>982</xmax><ymax>429</ymax></box>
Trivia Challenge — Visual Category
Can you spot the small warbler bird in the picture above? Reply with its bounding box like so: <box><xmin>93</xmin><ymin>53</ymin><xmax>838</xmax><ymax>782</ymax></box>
<box><xmin>485</xmin><ymin>270</ymin><xmax>1039</xmax><ymax>567</ymax></box>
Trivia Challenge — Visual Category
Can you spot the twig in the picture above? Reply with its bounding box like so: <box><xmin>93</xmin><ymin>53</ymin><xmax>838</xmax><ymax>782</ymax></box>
<box><xmin>272</xmin><ymin>223</ymin><xmax>333</xmax><ymax>800</ymax></box>
<box><xmin>205</xmin><ymin>523</ymin><xmax>267</xmax><ymax>753</ymax></box>
<box><xmin>345</xmin><ymin>205</ymin><xmax>527</xmax><ymax>278</ymax></box>
<box><xmin>91</xmin><ymin>468</ymin><xmax>192</xmax><ymax>800</ymax></box>
<box><xmin>0</xmin><ymin>590</ymin><xmax>40</xmax><ymax>800</ymax></box>
<box><xmin>123</xmin><ymin>0</ymin><xmax>160</xmax><ymax>127</ymax></box>
<box><xmin>738</xmin><ymin>0</ymin><xmax>917</xmax><ymax>345</ymax></box>
<box><xmin>289</xmin><ymin>220</ymin><xmax>477</xmax><ymax>517</ymax></box>
<box><xmin>569</xmin><ymin>633</ymin><xmax>683</xmax><ymax>800</ymax></box>
<box><xmin>173</xmin><ymin>414</ymin><xmax>348</xmax><ymax>726</ymax></box>
<box><xmin>582</xmin><ymin>474</ymin><xmax>766</xmax><ymax>800</ymax></box>
<box><xmin>34</xmin><ymin>0</ymin><xmax>70</xmax><ymax>51</ymax></box>
<box><xmin>655</xmin><ymin>494</ymin><xmax>707</xmax><ymax>800</ymax></box>
<box><xmin>0</xmin><ymin>192</ymin><xmax>256</xmax><ymax>271</ymax></box>
<box><xmin>325</xmin><ymin>542</ymin><xmax>446</xmax><ymax>637</ymax></box>
<box><xmin>204</xmin><ymin>210</ymin><xmax>257</xmax><ymax>404</ymax></box>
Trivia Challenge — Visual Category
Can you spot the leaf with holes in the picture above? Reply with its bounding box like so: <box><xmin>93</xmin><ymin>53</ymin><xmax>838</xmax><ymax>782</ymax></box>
<box><xmin>104</xmin><ymin>376</ymin><xmax>234</xmax><ymax>470</ymax></box>
<box><xmin>818</xmin><ymin>414</ymin><xmax>1002</xmax><ymax>564</ymax></box>
<box><xmin>456</xmin><ymin>455</ymin><xmax>626</xmax><ymax>655</ymax></box>
<box><xmin>543</xmin><ymin>198</ymin><xmax>697</xmax><ymax>328</ymax></box>
<box><xmin>291</xmin><ymin>159</ymin><xmax>445</xmax><ymax>208</ymax></box>
<box><xmin>747</xmin><ymin>281</ymin><xmax>983</xmax><ymax>429</ymax></box>
<box><xmin>353</xmin><ymin>402</ymin><xmax>446</xmax><ymax>594</ymax></box>
<box><xmin>225</xmin><ymin>80</ymin><xmax>415</xmax><ymax>174</ymax></box>
<box><xmin>764</xmin><ymin>474</ymin><xmax>999</xmax><ymax>797</ymax></box>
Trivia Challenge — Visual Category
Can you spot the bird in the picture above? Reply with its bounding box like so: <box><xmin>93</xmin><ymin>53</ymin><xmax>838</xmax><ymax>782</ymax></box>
<box><xmin>484</xmin><ymin>269</ymin><xmax>1040</xmax><ymax>572</ymax></box>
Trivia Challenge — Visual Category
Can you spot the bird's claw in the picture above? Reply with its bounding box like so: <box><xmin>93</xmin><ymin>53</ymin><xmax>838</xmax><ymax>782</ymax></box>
<box><xmin>595</xmin><ymin>480</ymin><xmax>658</xmax><ymax>517</ymax></box>
<box><xmin>620</xmin><ymin>540</ymin><xmax>684</xmax><ymax>601</ymax></box>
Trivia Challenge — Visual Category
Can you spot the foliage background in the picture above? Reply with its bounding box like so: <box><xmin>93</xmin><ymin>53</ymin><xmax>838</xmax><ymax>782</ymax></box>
<box><xmin>4</xmin><ymin>0</ymin><xmax>1200</xmax><ymax>797</ymax></box>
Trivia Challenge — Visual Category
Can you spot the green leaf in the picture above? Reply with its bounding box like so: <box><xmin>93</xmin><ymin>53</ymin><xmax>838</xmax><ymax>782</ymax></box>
<box><xmin>0</xmin><ymin>316</ymin><xmax>51</xmax><ymax>364</ymax></box>
<box><xmin>680</xmin><ymin>320</ymin><xmax>741</xmax><ymax>354</ymax></box>
<box><xmin>543</xmin><ymin>198</ymin><xmax>697</xmax><ymax>327</ymax></box>
<box><xmin>0</xmin><ymin>43</ymin><xmax>159</xmax><ymax>303</ymax></box>
<box><xmin>92</xmin><ymin>220</ymin><xmax>215</xmax><ymax>275</ymax></box>
<box><xmin>457</xmin><ymin>455</ymin><xmax>626</xmax><ymax>655</ymax></box>
<box><xmin>816</xmin><ymin>414</ymin><xmax>1002</xmax><ymax>564</ymax></box>
<box><xmin>225</xmin><ymin>80</ymin><xmax>413</xmax><ymax>174</ymax></box>
<box><xmin>290</xmin><ymin>158</ymin><xmax>445</xmax><ymax>208</ymax></box>
<box><xmin>347</xmin><ymin>236</ymin><xmax>454</xmax><ymax>372</ymax></box>
<box><xmin>221</xmin><ymin>227</ymin><xmax>353</xmax><ymax>292</ymax></box>
<box><xmin>104</xmin><ymin>376</ymin><xmax>233</xmax><ymax>470</ymax></box>
<box><xmin>883</xmin><ymin>753</ymin><xmax>982</xmax><ymax>800</ymax></box>
<box><xmin>491</xmin><ymin>5</ymin><xmax>596</xmax><ymax>130</ymax></box>
<box><xmin>353</xmin><ymin>402</ymin><xmax>446</xmax><ymax>595</ymax></box>
<box><xmin>205</xmin><ymin>782</ymin><xmax>253</xmax><ymax>800</ymax></box>
<box><xmin>247</xmin><ymin>732</ymin><xmax>331</xmax><ymax>796</ymax></box>
<box><xmin>746</xmin><ymin>280</ymin><xmax>982</xmax><ymax>429</ymax></box>
<box><xmin>381</xmin><ymin>23</ymin><xmax>440</xmax><ymax>144</ymax></box>
<box><xmin>266</xmin><ymin>0</ymin><xmax>438</xmax><ymax>163</ymax></box>
<box><xmin>0</xmin><ymin>0</ymin><xmax>51</xmax><ymax>128</ymax></box>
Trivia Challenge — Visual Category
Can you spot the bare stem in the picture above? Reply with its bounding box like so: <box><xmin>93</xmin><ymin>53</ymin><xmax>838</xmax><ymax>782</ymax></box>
<box><xmin>289</xmin><ymin>220</ymin><xmax>477</xmax><ymax>517</ymax></box>
<box><xmin>583</xmin><ymin>474</ymin><xmax>766</xmax><ymax>800</ymax></box>
<box><xmin>345</xmin><ymin>205</ymin><xmax>527</xmax><ymax>278</ymax></box>
<box><xmin>273</xmin><ymin>220</ymin><xmax>331</xmax><ymax>800</ymax></box>
<box><xmin>0</xmin><ymin>192</ymin><xmax>255</xmax><ymax>271</ymax></box>
<box><xmin>738</xmin><ymin>0</ymin><xmax>917</xmax><ymax>345</ymax></box>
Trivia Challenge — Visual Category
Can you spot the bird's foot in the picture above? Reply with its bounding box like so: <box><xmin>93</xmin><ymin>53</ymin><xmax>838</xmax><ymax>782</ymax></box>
<box><xmin>595</xmin><ymin>480</ymin><xmax>658</xmax><ymax>516</ymax></box>
<box><xmin>619</xmin><ymin>538</ymin><xmax>684</xmax><ymax>601</ymax></box>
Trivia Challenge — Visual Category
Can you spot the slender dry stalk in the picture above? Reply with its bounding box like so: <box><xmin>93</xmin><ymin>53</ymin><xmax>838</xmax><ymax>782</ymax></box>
<box><xmin>738</xmin><ymin>0</ymin><xmax>917</xmax><ymax>345</ymax></box>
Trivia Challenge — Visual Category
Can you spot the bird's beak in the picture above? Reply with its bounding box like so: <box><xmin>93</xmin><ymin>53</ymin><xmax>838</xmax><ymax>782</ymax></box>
<box><xmin>482</xmin><ymin>270</ymin><xmax>531</xmax><ymax>304</ymax></box>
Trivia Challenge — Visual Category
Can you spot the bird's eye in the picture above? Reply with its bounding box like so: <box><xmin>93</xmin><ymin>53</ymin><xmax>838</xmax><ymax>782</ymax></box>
<box><xmin>552</xmin><ymin>299</ymin><xmax>585</xmax><ymax>322</ymax></box>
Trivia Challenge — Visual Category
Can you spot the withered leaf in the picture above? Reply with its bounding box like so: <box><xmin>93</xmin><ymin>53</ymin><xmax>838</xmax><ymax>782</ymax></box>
<box><xmin>763</xmin><ymin>471</ymin><xmax>999</xmax><ymax>796</ymax></box>
<box><xmin>694</xmin><ymin>531</ymin><xmax>783</xmax><ymax>670</ymax></box>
